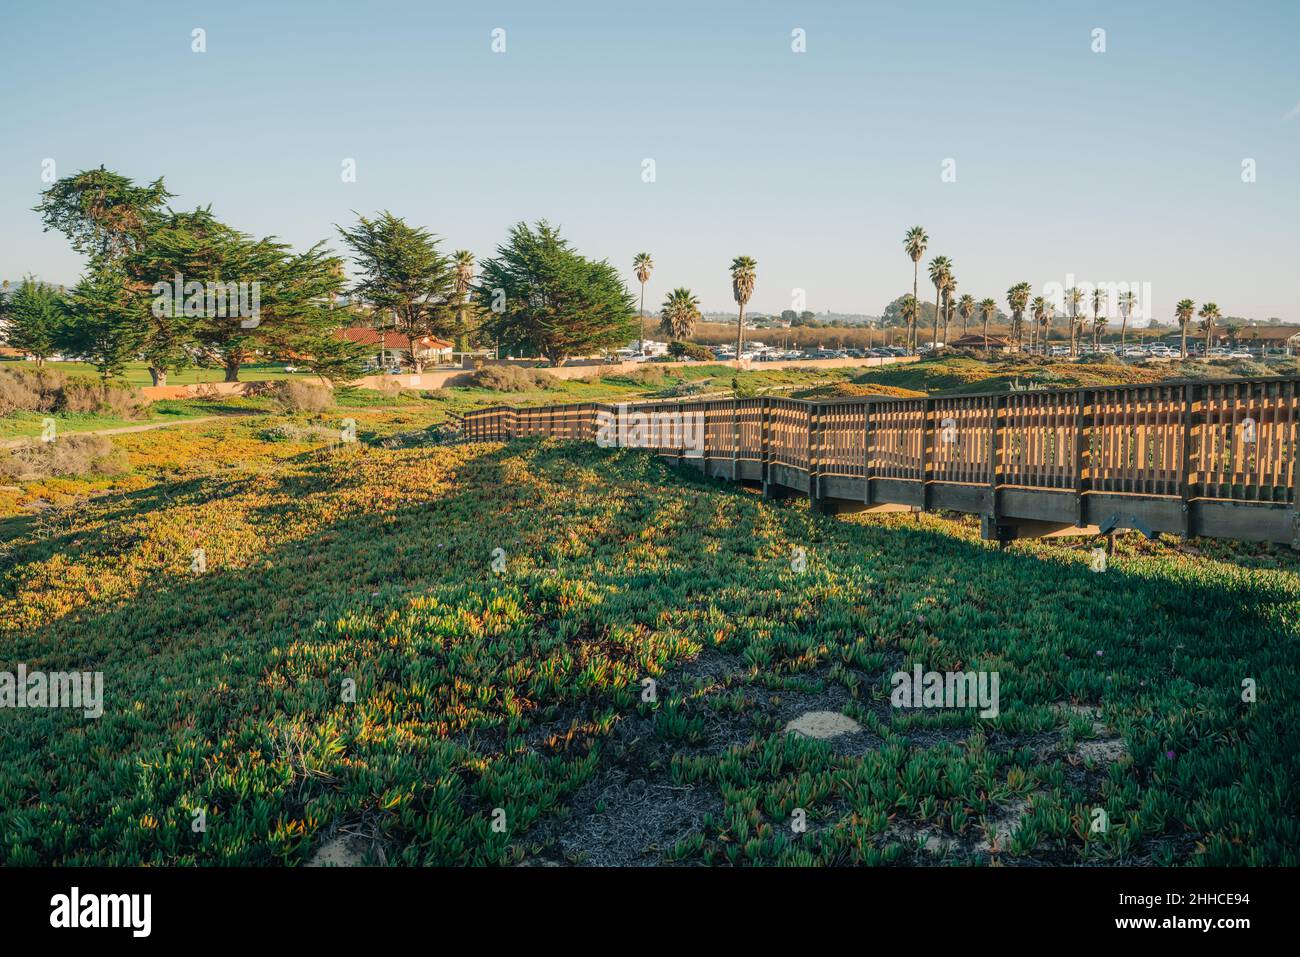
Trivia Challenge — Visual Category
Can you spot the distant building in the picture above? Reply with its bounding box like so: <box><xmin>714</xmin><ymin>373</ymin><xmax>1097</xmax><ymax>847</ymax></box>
<box><xmin>336</xmin><ymin>327</ymin><xmax>453</xmax><ymax>367</ymax></box>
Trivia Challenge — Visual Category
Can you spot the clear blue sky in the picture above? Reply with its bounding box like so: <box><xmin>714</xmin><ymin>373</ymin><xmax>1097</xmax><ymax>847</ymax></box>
<box><xmin>1</xmin><ymin>0</ymin><xmax>1297</xmax><ymax>322</ymax></box>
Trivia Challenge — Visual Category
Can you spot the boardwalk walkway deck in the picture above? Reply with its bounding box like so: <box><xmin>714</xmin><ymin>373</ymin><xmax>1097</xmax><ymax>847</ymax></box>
<box><xmin>461</xmin><ymin>375</ymin><xmax>1300</xmax><ymax>546</ymax></box>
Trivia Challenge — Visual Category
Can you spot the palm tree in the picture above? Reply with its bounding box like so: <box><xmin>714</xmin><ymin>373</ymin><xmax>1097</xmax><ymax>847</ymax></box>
<box><xmin>927</xmin><ymin>255</ymin><xmax>952</xmax><ymax>353</ymax></box>
<box><xmin>1006</xmin><ymin>282</ymin><xmax>1031</xmax><ymax>352</ymax></box>
<box><xmin>957</xmin><ymin>294</ymin><xmax>975</xmax><ymax>338</ymax></box>
<box><xmin>1175</xmin><ymin>298</ymin><xmax>1196</xmax><ymax>358</ymax></box>
<box><xmin>1199</xmin><ymin>301</ymin><xmax>1221</xmax><ymax>356</ymax></box>
<box><xmin>900</xmin><ymin>295</ymin><xmax>919</xmax><ymax>350</ymax></box>
<box><xmin>941</xmin><ymin>273</ymin><xmax>961</xmax><ymax>351</ymax></box>
<box><xmin>452</xmin><ymin>250</ymin><xmax>475</xmax><ymax>354</ymax></box>
<box><xmin>1030</xmin><ymin>296</ymin><xmax>1046</xmax><ymax>355</ymax></box>
<box><xmin>633</xmin><ymin>252</ymin><xmax>653</xmax><ymax>353</ymax></box>
<box><xmin>1033</xmin><ymin>296</ymin><xmax>1054</xmax><ymax>356</ymax></box>
<box><xmin>942</xmin><ymin>279</ymin><xmax>957</xmax><ymax>348</ymax></box>
<box><xmin>730</xmin><ymin>256</ymin><xmax>757</xmax><ymax>362</ymax></box>
<box><xmin>903</xmin><ymin>227</ymin><xmax>928</xmax><ymax>354</ymax></box>
<box><xmin>978</xmin><ymin>298</ymin><xmax>997</xmax><ymax>354</ymax></box>
<box><xmin>1090</xmin><ymin>288</ymin><xmax>1107</xmax><ymax>351</ymax></box>
<box><xmin>659</xmin><ymin>287</ymin><xmax>701</xmax><ymax>342</ymax></box>
<box><xmin>1117</xmin><ymin>289</ymin><xmax>1136</xmax><ymax>352</ymax></box>
<box><xmin>1065</xmin><ymin>287</ymin><xmax>1084</xmax><ymax>356</ymax></box>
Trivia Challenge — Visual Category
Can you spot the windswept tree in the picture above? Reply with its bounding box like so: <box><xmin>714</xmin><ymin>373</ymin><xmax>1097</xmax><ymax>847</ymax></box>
<box><xmin>476</xmin><ymin>220</ymin><xmax>636</xmax><ymax>366</ymax></box>
<box><xmin>957</xmin><ymin>293</ymin><xmax>975</xmax><ymax>338</ymax></box>
<box><xmin>978</xmin><ymin>298</ymin><xmax>997</xmax><ymax>353</ymax></box>
<box><xmin>903</xmin><ymin>226</ymin><xmax>928</xmax><ymax>354</ymax></box>
<box><xmin>1175</xmin><ymin>298</ymin><xmax>1196</xmax><ymax>358</ymax></box>
<box><xmin>633</xmin><ymin>252</ymin><xmax>653</xmax><ymax>353</ymax></box>
<box><xmin>1117</xmin><ymin>289</ymin><xmax>1136</xmax><ymax>351</ymax></box>
<box><xmin>1199</xmin><ymin>301</ymin><xmax>1221</xmax><ymax>354</ymax></box>
<box><xmin>33</xmin><ymin>166</ymin><xmax>174</xmax><ymax>379</ymax></box>
<box><xmin>0</xmin><ymin>277</ymin><xmax>64</xmax><ymax>366</ymax></box>
<box><xmin>337</xmin><ymin>211</ymin><xmax>455</xmax><ymax>372</ymax></box>
<box><xmin>35</xmin><ymin>165</ymin><xmax>171</xmax><ymax>260</ymax></box>
<box><xmin>730</xmin><ymin>255</ymin><xmax>757</xmax><ymax>360</ymax></box>
<box><xmin>57</xmin><ymin>261</ymin><xmax>143</xmax><ymax>378</ymax></box>
<box><xmin>659</xmin><ymin>287</ymin><xmax>701</xmax><ymax>341</ymax></box>
<box><xmin>139</xmin><ymin>209</ymin><xmax>352</xmax><ymax>382</ymax></box>
<box><xmin>1006</xmin><ymin>282</ymin><xmax>1031</xmax><ymax>352</ymax></box>
<box><xmin>927</xmin><ymin>256</ymin><xmax>952</xmax><ymax>351</ymax></box>
<box><xmin>1065</xmin><ymin>287</ymin><xmax>1084</xmax><ymax>356</ymax></box>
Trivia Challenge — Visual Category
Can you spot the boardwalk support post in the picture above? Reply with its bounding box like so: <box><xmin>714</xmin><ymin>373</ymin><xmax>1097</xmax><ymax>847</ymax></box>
<box><xmin>1074</xmin><ymin>388</ymin><xmax>1090</xmax><ymax>527</ymax></box>
<box><xmin>921</xmin><ymin>397</ymin><xmax>932</xmax><ymax>512</ymax></box>
<box><xmin>1181</xmin><ymin>383</ymin><xmax>1195</xmax><ymax>539</ymax></box>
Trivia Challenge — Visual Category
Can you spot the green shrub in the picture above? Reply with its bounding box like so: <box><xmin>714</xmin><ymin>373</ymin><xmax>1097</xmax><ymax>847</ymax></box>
<box><xmin>257</xmin><ymin>423</ymin><xmax>340</xmax><ymax>443</ymax></box>
<box><xmin>669</xmin><ymin>341</ymin><xmax>715</xmax><ymax>361</ymax></box>
<box><xmin>259</xmin><ymin>379</ymin><xmax>334</xmax><ymax>413</ymax></box>
<box><xmin>0</xmin><ymin>368</ymin><xmax>63</xmax><ymax>416</ymax></box>
<box><xmin>60</xmin><ymin>378</ymin><xmax>148</xmax><ymax>417</ymax></box>
<box><xmin>614</xmin><ymin>365</ymin><xmax>665</xmax><ymax>386</ymax></box>
<box><xmin>470</xmin><ymin>365</ymin><xmax>559</xmax><ymax>392</ymax></box>
<box><xmin>0</xmin><ymin>434</ymin><xmax>129</xmax><ymax>481</ymax></box>
<box><xmin>0</xmin><ymin>370</ymin><xmax>147</xmax><ymax>419</ymax></box>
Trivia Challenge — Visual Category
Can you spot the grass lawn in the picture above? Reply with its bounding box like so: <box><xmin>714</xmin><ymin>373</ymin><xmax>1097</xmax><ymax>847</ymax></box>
<box><xmin>0</xmin><ymin>402</ymin><xmax>224</xmax><ymax>441</ymax></box>
<box><xmin>1</xmin><ymin>412</ymin><xmax>1296</xmax><ymax>865</ymax></box>
<box><xmin>0</xmin><ymin>359</ymin><xmax>316</xmax><ymax>388</ymax></box>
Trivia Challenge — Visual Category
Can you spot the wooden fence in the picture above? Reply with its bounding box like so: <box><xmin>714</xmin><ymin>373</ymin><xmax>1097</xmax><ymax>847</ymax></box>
<box><xmin>460</xmin><ymin>377</ymin><xmax>1300</xmax><ymax>545</ymax></box>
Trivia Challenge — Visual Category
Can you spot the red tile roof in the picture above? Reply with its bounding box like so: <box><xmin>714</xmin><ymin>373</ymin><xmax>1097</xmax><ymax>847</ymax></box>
<box><xmin>335</xmin><ymin>327</ymin><xmax>452</xmax><ymax>349</ymax></box>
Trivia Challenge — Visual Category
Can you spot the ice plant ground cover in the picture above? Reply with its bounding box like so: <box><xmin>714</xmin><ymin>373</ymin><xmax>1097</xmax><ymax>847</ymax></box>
<box><xmin>0</xmin><ymin>415</ymin><xmax>1296</xmax><ymax>865</ymax></box>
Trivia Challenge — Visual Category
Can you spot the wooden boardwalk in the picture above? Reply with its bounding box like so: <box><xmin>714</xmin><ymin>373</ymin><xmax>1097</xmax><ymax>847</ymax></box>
<box><xmin>461</xmin><ymin>376</ymin><xmax>1300</xmax><ymax>546</ymax></box>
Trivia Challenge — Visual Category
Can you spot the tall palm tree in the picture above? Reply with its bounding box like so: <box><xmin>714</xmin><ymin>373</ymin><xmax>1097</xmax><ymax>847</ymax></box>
<box><xmin>1065</xmin><ymin>287</ymin><xmax>1084</xmax><ymax>356</ymax></box>
<box><xmin>1030</xmin><ymin>296</ymin><xmax>1046</xmax><ymax>355</ymax></box>
<box><xmin>1117</xmin><ymin>289</ymin><xmax>1136</xmax><ymax>352</ymax></box>
<box><xmin>659</xmin><ymin>287</ymin><xmax>701</xmax><ymax>341</ymax></box>
<box><xmin>1032</xmin><ymin>296</ymin><xmax>1054</xmax><ymax>356</ymax></box>
<box><xmin>927</xmin><ymin>255</ymin><xmax>952</xmax><ymax>353</ymax></box>
<box><xmin>942</xmin><ymin>279</ymin><xmax>957</xmax><ymax>348</ymax></box>
<box><xmin>941</xmin><ymin>274</ymin><xmax>957</xmax><ymax>349</ymax></box>
<box><xmin>1199</xmin><ymin>301</ymin><xmax>1221</xmax><ymax>356</ymax></box>
<box><xmin>903</xmin><ymin>227</ymin><xmax>928</xmax><ymax>354</ymax></box>
<box><xmin>1090</xmin><ymin>288</ymin><xmax>1107</xmax><ymax>351</ymax></box>
<box><xmin>957</xmin><ymin>293</ymin><xmax>975</xmax><ymax>338</ymax></box>
<box><xmin>1006</xmin><ymin>282</ymin><xmax>1031</xmax><ymax>352</ymax></box>
<box><xmin>452</xmin><ymin>250</ymin><xmax>475</xmax><ymax>354</ymax></box>
<box><xmin>1175</xmin><ymin>298</ymin><xmax>1196</xmax><ymax>358</ymax></box>
<box><xmin>633</xmin><ymin>252</ymin><xmax>653</xmax><ymax>353</ymax></box>
<box><xmin>978</xmin><ymin>298</ymin><xmax>997</xmax><ymax>354</ymax></box>
<box><xmin>900</xmin><ymin>295</ymin><xmax>919</xmax><ymax>350</ymax></box>
<box><xmin>730</xmin><ymin>256</ymin><xmax>757</xmax><ymax>362</ymax></box>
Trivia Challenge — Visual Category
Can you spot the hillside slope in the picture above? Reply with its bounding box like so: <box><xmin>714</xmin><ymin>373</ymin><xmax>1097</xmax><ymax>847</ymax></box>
<box><xmin>1</xmin><ymin>437</ymin><xmax>1297</xmax><ymax>865</ymax></box>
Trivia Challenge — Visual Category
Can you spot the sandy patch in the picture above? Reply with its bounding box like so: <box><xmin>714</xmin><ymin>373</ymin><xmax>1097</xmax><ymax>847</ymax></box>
<box><xmin>975</xmin><ymin>798</ymin><xmax>1031</xmax><ymax>854</ymax></box>
<box><xmin>307</xmin><ymin>833</ymin><xmax>372</xmax><ymax>867</ymax></box>
<box><xmin>785</xmin><ymin>710</ymin><xmax>863</xmax><ymax>739</ymax></box>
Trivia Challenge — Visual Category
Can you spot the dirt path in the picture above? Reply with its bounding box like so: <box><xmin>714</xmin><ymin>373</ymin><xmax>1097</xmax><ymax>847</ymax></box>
<box><xmin>1</xmin><ymin>415</ymin><xmax>238</xmax><ymax>449</ymax></box>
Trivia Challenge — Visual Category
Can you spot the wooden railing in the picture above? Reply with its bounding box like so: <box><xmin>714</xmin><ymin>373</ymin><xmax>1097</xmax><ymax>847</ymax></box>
<box><xmin>460</xmin><ymin>377</ymin><xmax>1300</xmax><ymax>545</ymax></box>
